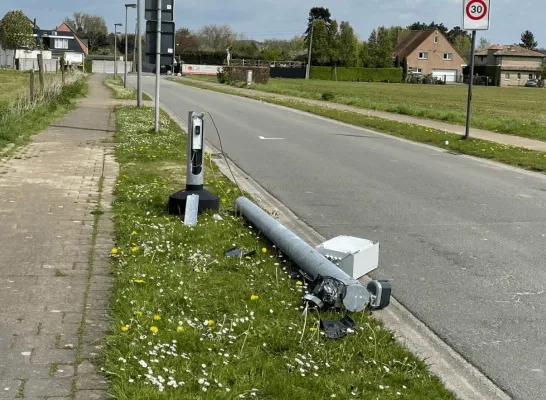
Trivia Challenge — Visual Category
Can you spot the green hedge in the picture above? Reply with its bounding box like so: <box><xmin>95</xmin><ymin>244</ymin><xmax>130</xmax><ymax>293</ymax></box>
<box><xmin>310</xmin><ymin>67</ymin><xmax>403</xmax><ymax>83</ymax></box>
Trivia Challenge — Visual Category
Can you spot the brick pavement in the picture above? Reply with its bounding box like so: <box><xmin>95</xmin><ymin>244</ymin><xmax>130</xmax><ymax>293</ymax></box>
<box><xmin>0</xmin><ymin>74</ymin><xmax>118</xmax><ymax>399</ymax></box>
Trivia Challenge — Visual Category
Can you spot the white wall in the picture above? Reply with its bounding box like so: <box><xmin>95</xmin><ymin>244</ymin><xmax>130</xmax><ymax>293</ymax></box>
<box><xmin>92</xmin><ymin>60</ymin><xmax>132</xmax><ymax>74</ymax></box>
<box><xmin>18</xmin><ymin>58</ymin><xmax>59</xmax><ymax>72</ymax></box>
<box><xmin>0</xmin><ymin>45</ymin><xmax>14</xmax><ymax>67</ymax></box>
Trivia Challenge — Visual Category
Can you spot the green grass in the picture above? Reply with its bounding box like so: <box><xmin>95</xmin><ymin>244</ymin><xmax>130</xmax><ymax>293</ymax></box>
<box><xmin>102</xmin><ymin>105</ymin><xmax>456</xmax><ymax>400</ymax></box>
<box><xmin>174</xmin><ymin>78</ymin><xmax>546</xmax><ymax>174</ymax></box>
<box><xmin>0</xmin><ymin>75</ymin><xmax>88</xmax><ymax>153</ymax></box>
<box><xmin>104</xmin><ymin>76</ymin><xmax>151</xmax><ymax>100</ymax></box>
<box><xmin>184</xmin><ymin>75</ymin><xmax>546</xmax><ymax>141</ymax></box>
<box><xmin>0</xmin><ymin>69</ymin><xmax>29</xmax><ymax>103</ymax></box>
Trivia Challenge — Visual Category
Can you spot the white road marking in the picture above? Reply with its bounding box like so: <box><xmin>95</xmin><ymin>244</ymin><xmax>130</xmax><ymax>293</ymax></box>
<box><xmin>258</xmin><ymin>136</ymin><xmax>283</xmax><ymax>140</ymax></box>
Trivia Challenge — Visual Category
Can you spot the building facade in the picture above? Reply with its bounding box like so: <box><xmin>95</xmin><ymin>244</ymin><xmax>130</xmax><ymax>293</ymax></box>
<box><xmin>474</xmin><ymin>45</ymin><xmax>545</xmax><ymax>87</ymax></box>
<box><xmin>393</xmin><ymin>29</ymin><xmax>467</xmax><ymax>83</ymax></box>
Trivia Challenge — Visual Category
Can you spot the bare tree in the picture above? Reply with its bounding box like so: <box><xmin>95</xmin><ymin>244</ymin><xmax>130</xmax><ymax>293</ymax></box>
<box><xmin>196</xmin><ymin>24</ymin><xmax>235</xmax><ymax>52</ymax></box>
<box><xmin>63</xmin><ymin>12</ymin><xmax>108</xmax><ymax>53</ymax></box>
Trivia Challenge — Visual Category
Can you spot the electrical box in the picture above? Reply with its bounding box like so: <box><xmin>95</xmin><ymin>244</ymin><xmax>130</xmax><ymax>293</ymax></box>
<box><xmin>316</xmin><ymin>235</ymin><xmax>379</xmax><ymax>280</ymax></box>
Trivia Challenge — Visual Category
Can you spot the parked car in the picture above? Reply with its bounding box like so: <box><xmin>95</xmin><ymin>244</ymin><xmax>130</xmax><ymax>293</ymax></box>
<box><xmin>525</xmin><ymin>79</ymin><xmax>538</xmax><ymax>87</ymax></box>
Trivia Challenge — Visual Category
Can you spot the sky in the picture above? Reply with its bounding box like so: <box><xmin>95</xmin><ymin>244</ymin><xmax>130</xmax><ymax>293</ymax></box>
<box><xmin>2</xmin><ymin>0</ymin><xmax>545</xmax><ymax>46</ymax></box>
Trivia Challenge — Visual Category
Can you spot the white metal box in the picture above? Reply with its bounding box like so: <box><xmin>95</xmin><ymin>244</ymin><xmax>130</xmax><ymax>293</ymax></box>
<box><xmin>316</xmin><ymin>235</ymin><xmax>379</xmax><ymax>279</ymax></box>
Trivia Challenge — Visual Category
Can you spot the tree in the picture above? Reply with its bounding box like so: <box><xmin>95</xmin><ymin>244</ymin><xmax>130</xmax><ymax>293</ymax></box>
<box><xmin>408</xmin><ymin>21</ymin><xmax>448</xmax><ymax>37</ymax></box>
<box><xmin>539</xmin><ymin>59</ymin><xmax>546</xmax><ymax>83</ymax></box>
<box><xmin>520</xmin><ymin>30</ymin><xmax>538</xmax><ymax>50</ymax></box>
<box><xmin>63</xmin><ymin>12</ymin><xmax>108</xmax><ymax>53</ymax></box>
<box><xmin>232</xmin><ymin>39</ymin><xmax>260</xmax><ymax>58</ymax></box>
<box><xmin>447</xmin><ymin>26</ymin><xmax>470</xmax><ymax>43</ymax></box>
<box><xmin>358</xmin><ymin>41</ymin><xmax>371</xmax><ymax>67</ymax></box>
<box><xmin>196</xmin><ymin>24</ymin><xmax>235</xmax><ymax>52</ymax></box>
<box><xmin>477</xmin><ymin>37</ymin><xmax>491</xmax><ymax>51</ymax></box>
<box><xmin>175</xmin><ymin>27</ymin><xmax>199</xmax><ymax>53</ymax></box>
<box><xmin>402</xmin><ymin>57</ymin><xmax>408</xmax><ymax>81</ymax></box>
<box><xmin>337</xmin><ymin>21</ymin><xmax>358</xmax><ymax>67</ymax></box>
<box><xmin>305</xmin><ymin>7</ymin><xmax>331</xmax><ymax>48</ymax></box>
<box><xmin>0</xmin><ymin>10</ymin><xmax>35</xmax><ymax>66</ymax></box>
<box><xmin>453</xmin><ymin>35</ymin><xmax>472</xmax><ymax>62</ymax></box>
<box><xmin>375</xmin><ymin>27</ymin><xmax>393</xmax><ymax>68</ymax></box>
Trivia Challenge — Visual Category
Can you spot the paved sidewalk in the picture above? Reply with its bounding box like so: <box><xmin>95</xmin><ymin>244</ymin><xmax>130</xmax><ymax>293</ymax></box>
<box><xmin>0</xmin><ymin>74</ymin><xmax>118</xmax><ymax>399</ymax></box>
<box><xmin>175</xmin><ymin>77</ymin><xmax>546</xmax><ymax>153</ymax></box>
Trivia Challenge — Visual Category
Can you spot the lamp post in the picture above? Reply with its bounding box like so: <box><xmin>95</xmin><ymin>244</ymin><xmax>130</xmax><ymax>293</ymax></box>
<box><xmin>124</xmin><ymin>4</ymin><xmax>137</xmax><ymax>87</ymax></box>
<box><xmin>114</xmin><ymin>23</ymin><xmax>123</xmax><ymax>78</ymax></box>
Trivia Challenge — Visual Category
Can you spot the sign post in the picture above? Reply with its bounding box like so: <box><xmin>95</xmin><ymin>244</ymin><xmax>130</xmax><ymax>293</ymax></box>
<box><xmin>154</xmin><ymin>0</ymin><xmax>161</xmax><ymax>132</ymax></box>
<box><xmin>462</xmin><ymin>0</ymin><xmax>491</xmax><ymax>139</ymax></box>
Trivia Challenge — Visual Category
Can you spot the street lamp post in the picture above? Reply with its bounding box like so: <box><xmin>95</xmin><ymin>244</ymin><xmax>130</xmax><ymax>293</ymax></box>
<box><xmin>124</xmin><ymin>4</ymin><xmax>137</xmax><ymax>87</ymax></box>
<box><xmin>114</xmin><ymin>23</ymin><xmax>123</xmax><ymax>78</ymax></box>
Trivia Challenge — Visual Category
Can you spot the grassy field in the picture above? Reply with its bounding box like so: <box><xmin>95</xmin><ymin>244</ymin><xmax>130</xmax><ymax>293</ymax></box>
<box><xmin>102</xmin><ymin>105</ymin><xmax>456</xmax><ymax>399</ymax></box>
<box><xmin>174</xmin><ymin>78</ymin><xmax>546</xmax><ymax>174</ymax></box>
<box><xmin>0</xmin><ymin>71</ymin><xmax>88</xmax><ymax>154</ymax></box>
<box><xmin>104</xmin><ymin>76</ymin><xmax>151</xmax><ymax>100</ymax></box>
<box><xmin>187</xmin><ymin>75</ymin><xmax>546</xmax><ymax>141</ymax></box>
<box><xmin>0</xmin><ymin>70</ymin><xmax>29</xmax><ymax>104</ymax></box>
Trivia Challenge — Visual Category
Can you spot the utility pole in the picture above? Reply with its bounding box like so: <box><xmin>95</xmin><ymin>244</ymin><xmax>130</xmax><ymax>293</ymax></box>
<box><xmin>154</xmin><ymin>0</ymin><xmax>162</xmax><ymax>132</ymax></box>
<box><xmin>114</xmin><ymin>23</ymin><xmax>122</xmax><ymax>79</ymax></box>
<box><xmin>305</xmin><ymin>19</ymin><xmax>314</xmax><ymax>80</ymax></box>
<box><xmin>124</xmin><ymin>4</ymin><xmax>136</xmax><ymax>87</ymax></box>
<box><xmin>137</xmin><ymin>0</ymin><xmax>143</xmax><ymax>107</ymax></box>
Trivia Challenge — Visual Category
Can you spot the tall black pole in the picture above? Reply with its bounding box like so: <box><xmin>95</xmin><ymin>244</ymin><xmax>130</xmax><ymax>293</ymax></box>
<box><xmin>464</xmin><ymin>30</ymin><xmax>477</xmax><ymax>140</ymax></box>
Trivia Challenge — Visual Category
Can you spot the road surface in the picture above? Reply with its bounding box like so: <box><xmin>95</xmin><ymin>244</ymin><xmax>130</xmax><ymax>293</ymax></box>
<box><xmin>130</xmin><ymin>76</ymin><xmax>546</xmax><ymax>400</ymax></box>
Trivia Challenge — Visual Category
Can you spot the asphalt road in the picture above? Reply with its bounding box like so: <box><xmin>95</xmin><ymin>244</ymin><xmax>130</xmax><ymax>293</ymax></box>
<box><xmin>131</xmin><ymin>76</ymin><xmax>546</xmax><ymax>400</ymax></box>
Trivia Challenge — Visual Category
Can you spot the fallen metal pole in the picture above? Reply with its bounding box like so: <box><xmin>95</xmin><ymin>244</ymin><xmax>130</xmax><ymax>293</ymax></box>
<box><xmin>235</xmin><ymin>196</ymin><xmax>371</xmax><ymax>312</ymax></box>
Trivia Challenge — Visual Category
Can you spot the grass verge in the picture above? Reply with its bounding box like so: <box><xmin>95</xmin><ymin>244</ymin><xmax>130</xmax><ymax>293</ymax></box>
<box><xmin>184</xmin><ymin>75</ymin><xmax>546</xmax><ymax>141</ymax></box>
<box><xmin>0</xmin><ymin>69</ymin><xmax>29</xmax><ymax>103</ymax></box>
<box><xmin>173</xmin><ymin>78</ymin><xmax>546</xmax><ymax>174</ymax></box>
<box><xmin>102</xmin><ymin>105</ymin><xmax>456</xmax><ymax>399</ymax></box>
<box><xmin>104</xmin><ymin>76</ymin><xmax>151</xmax><ymax>100</ymax></box>
<box><xmin>0</xmin><ymin>75</ymin><xmax>88</xmax><ymax>154</ymax></box>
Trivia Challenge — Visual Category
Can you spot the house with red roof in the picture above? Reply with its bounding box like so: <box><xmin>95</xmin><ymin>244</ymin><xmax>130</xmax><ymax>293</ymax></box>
<box><xmin>35</xmin><ymin>22</ymin><xmax>89</xmax><ymax>65</ymax></box>
<box><xmin>392</xmin><ymin>28</ymin><xmax>467</xmax><ymax>83</ymax></box>
<box><xmin>474</xmin><ymin>44</ymin><xmax>545</xmax><ymax>86</ymax></box>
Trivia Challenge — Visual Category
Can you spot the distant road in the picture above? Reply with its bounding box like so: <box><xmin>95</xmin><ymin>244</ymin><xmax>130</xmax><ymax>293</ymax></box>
<box><xmin>129</xmin><ymin>76</ymin><xmax>546</xmax><ymax>400</ymax></box>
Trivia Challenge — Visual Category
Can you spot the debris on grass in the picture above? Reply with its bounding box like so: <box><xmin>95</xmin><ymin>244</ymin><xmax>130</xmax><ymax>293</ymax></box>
<box><xmin>103</xmin><ymin>105</ymin><xmax>457</xmax><ymax>399</ymax></box>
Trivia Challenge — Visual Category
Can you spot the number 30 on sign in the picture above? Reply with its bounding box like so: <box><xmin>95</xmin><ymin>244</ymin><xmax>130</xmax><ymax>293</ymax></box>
<box><xmin>463</xmin><ymin>0</ymin><xmax>491</xmax><ymax>30</ymax></box>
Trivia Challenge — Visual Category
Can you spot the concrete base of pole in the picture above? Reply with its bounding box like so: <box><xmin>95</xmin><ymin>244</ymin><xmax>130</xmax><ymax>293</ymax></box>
<box><xmin>167</xmin><ymin>188</ymin><xmax>219</xmax><ymax>216</ymax></box>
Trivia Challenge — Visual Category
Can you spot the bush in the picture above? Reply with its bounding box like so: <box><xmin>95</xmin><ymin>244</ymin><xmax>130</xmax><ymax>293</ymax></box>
<box><xmin>84</xmin><ymin>59</ymin><xmax>92</xmax><ymax>73</ymax></box>
<box><xmin>310</xmin><ymin>67</ymin><xmax>403</xmax><ymax>83</ymax></box>
<box><xmin>223</xmin><ymin>66</ymin><xmax>270</xmax><ymax>84</ymax></box>
<box><xmin>217</xmin><ymin>69</ymin><xmax>229</xmax><ymax>84</ymax></box>
<box><xmin>321</xmin><ymin>92</ymin><xmax>335</xmax><ymax>101</ymax></box>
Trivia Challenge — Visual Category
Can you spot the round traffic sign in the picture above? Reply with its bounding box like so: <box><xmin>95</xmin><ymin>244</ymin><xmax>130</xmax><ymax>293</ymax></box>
<box><xmin>466</xmin><ymin>0</ymin><xmax>487</xmax><ymax>20</ymax></box>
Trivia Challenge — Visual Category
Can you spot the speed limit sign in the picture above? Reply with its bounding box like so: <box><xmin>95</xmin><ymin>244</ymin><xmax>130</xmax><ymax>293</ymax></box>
<box><xmin>463</xmin><ymin>0</ymin><xmax>490</xmax><ymax>30</ymax></box>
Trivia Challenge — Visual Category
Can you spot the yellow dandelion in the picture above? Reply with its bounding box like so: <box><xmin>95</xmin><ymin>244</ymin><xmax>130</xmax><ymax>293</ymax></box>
<box><xmin>309</xmin><ymin>327</ymin><xmax>317</xmax><ymax>332</ymax></box>
<box><xmin>153</xmin><ymin>314</ymin><xmax>161</xmax><ymax>321</ymax></box>
<box><xmin>176</xmin><ymin>326</ymin><xmax>184</xmax><ymax>333</ymax></box>
<box><xmin>150</xmin><ymin>326</ymin><xmax>159</xmax><ymax>333</ymax></box>
<box><xmin>131</xmin><ymin>246</ymin><xmax>139</xmax><ymax>253</ymax></box>
<box><xmin>296</xmin><ymin>281</ymin><xmax>303</xmax><ymax>286</ymax></box>
<box><xmin>133</xmin><ymin>279</ymin><xmax>145</xmax><ymax>283</ymax></box>
<box><xmin>135</xmin><ymin>311</ymin><xmax>143</xmax><ymax>317</ymax></box>
<box><xmin>120</xmin><ymin>326</ymin><xmax>129</xmax><ymax>332</ymax></box>
<box><xmin>250</xmin><ymin>295</ymin><xmax>259</xmax><ymax>301</ymax></box>
<box><xmin>111</xmin><ymin>248</ymin><xmax>118</xmax><ymax>255</ymax></box>
<box><xmin>207</xmin><ymin>320</ymin><xmax>215</xmax><ymax>326</ymax></box>
<box><xmin>261</xmin><ymin>247</ymin><xmax>267</xmax><ymax>254</ymax></box>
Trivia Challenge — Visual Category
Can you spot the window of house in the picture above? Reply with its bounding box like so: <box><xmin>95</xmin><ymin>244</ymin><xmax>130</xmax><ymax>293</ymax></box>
<box><xmin>54</xmin><ymin>38</ymin><xmax>68</xmax><ymax>49</ymax></box>
<box><xmin>418</xmin><ymin>52</ymin><xmax>428</xmax><ymax>60</ymax></box>
<box><xmin>443</xmin><ymin>53</ymin><xmax>453</xmax><ymax>60</ymax></box>
<box><xmin>529</xmin><ymin>73</ymin><xmax>534</xmax><ymax>79</ymax></box>
<box><xmin>517</xmin><ymin>73</ymin><xmax>521</xmax><ymax>80</ymax></box>
<box><xmin>434</xmin><ymin>36</ymin><xmax>438</xmax><ymax>44</ymax></box>
<box><xmin>505</xmin><ymin>72</ymin><xmax>510</xmax><ymax>79</ymax></box>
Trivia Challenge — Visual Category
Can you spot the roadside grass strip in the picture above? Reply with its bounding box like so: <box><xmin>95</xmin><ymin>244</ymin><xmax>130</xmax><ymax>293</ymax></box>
<box><xmin>173</xmin><ymin>79</ymin><xmax>546</xmax><ymax>174</ymax></box>
<box><xmin>102</xmin><ymin>105</ymin><xmax>456</xmax><ymax>399</ymax></box>
<box><xmin>104</xmin><ymin>76</ymin><xmax>151</xmax><ymax>100</ymax></box>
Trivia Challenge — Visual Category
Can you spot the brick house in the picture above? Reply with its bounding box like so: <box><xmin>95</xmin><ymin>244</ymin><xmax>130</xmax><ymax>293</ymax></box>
<box><xmin>393</xmin><ymin>29</ymin><xmax>467</xmax><ymax>83</ymax></box>
<box><xmin>474</xmin><ymin>44</ymin><xmax>545</xmax><ymax>87</ymax></box>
